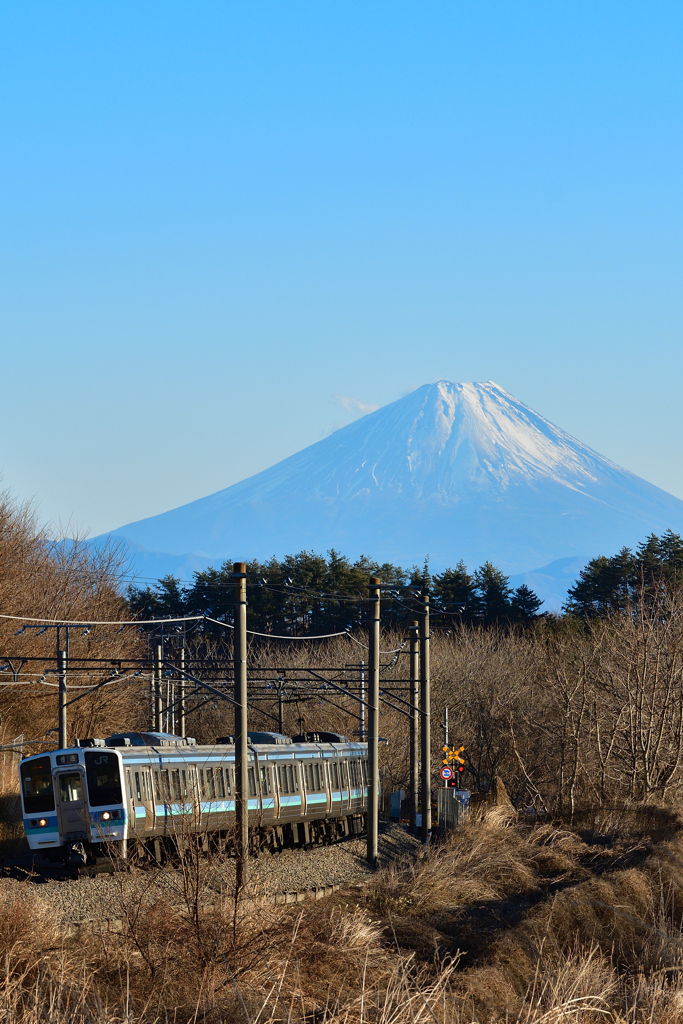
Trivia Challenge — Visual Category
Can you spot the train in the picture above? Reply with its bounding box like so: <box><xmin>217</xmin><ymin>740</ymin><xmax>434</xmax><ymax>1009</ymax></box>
<box><xmin>18</xmin><ymin>730</ymin><xmax>369</xmax><ymax>866</ymax></box>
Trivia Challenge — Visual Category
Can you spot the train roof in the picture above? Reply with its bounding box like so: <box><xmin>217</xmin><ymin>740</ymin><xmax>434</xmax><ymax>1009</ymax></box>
<box><xmin>19</xmin><ymin>735</ymin><xmax>367</xmax><ymax>765</ymax></box>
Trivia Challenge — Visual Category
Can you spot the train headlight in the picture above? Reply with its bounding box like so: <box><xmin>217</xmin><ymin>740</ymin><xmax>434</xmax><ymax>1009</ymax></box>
<box><xmin>102</xmin><ymin>812</ymin><xmax>111</xmax><ymax>820</ymax></box>
<box><xmin>38</xmin><ymin>819</ymin><xmax>47</xmax><ymax>827</ymax></box>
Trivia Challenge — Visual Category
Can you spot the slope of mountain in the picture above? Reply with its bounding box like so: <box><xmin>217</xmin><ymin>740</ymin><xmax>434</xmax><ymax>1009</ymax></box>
<box><xmin>101</xmin><ymin>381</ymin><xmax>683</xmax><ymax>583</ymax></box>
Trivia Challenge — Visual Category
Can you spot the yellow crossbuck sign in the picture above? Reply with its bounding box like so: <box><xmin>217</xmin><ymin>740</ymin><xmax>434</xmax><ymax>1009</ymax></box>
<box><xmin>442</xmin><ymin>744</ymin><xmax>465</xmax><ymax>766</ymax></box>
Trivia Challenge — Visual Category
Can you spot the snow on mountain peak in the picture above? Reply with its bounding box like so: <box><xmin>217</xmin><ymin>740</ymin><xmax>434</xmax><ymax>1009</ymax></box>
<box><xmin>104</xmin><ymin>379</ymin><xmax>683</xmax><ymax>578</ymax></box>
<box><xmin>322</xmin><ymin>378</ymin><xmax>615</xmax><ymax>502</ymax></box>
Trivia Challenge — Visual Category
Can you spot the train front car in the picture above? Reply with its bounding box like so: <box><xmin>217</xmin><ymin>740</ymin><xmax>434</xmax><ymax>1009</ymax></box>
<box><xmin>19</xmin><ymin>747</ymin><xmax>127</xmax><ymax>865</ymax></box>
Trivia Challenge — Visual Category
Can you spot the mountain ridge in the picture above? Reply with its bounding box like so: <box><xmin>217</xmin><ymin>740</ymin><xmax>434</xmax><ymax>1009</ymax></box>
<box><xmin>98</xmin><ymin>381</ymin><xmax>683</xmax><ymax>600</ymax></box>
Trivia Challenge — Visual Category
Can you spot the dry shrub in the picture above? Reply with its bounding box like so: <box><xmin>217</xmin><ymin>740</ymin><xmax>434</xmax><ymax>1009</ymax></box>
<box><xmin>0</xmin><ymin>884</ymin><xmax>60</xmax><ymax>957</ymax></box>
<box><xmin>6</xmin><ymin>811</ymin><xmax>683</xmax><ymax>1023</ymax></box>
<box><xmin>0</xmin><ymin>489</ymin><xmax>145</xmax><ymax>754</ymax></box>
<box><xmin>371</xmin><ymin>807</ymin><xmax>539</xmax><ymax>919</ymax></box>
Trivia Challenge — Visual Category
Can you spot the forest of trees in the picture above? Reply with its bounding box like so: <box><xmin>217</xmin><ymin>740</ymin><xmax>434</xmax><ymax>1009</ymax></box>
<box><xmin>128</xmin><ymin>551</ymin><xmax>543</xmax><ymax>634</ymax></box>
<box><xmin>565</xmin><ymin>528</ymin><xmax>683</xmax><ymax>617</ymax></box>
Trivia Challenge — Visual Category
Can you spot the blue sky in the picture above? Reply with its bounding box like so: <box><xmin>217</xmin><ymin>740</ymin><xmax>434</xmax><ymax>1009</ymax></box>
<box><xmin>2</xmin><ymin>2</ymin><xmax>683</xmax><ymax>537</ymax></box>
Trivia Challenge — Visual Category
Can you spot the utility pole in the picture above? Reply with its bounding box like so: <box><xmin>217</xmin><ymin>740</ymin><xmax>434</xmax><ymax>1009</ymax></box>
<box><xmin>233</xmin><ymin>561</ymin><xmax>249</xmax><ymax>889</ymax></box>
<box><xmin>58</xmin><ymin>649</ymin><xmax>67</xmax><ymax>749</ymax></box>
<box><xmin>178</xmin><ymin>647</ymin><xmax>186</xmax><ymax>738</ymax></box>
<box><xmin>277</xmin><ymin>675</ymin><xmax>284</xmax><ymax>734</ymax></box>
<box><xmin>420</xmin><ymin>593</ymin><xmax>431</xmax><ymax>844</ymax></box>
<box><xmin>359</xmin><ymin>661</ymin><xmax>365</xmax><ymax>740</ymax></box>
<box><xmin>409</xmin><ymin>621</ymin><xmax>419</xmax><ymax>835</ymax></box>
<box><xmin>443</xmin><ymin>706</ymin><xmax>449</xmax><ymax>749</ymax></box>
<box><xmin>367</xmin><ymin>577</ymin><xmax>380</xmax><ymax>868</ymax></box>
<box><xmin>154</xmin><ymin>645</ymin><xmax>163</xmax><ymax>733</ymax></box>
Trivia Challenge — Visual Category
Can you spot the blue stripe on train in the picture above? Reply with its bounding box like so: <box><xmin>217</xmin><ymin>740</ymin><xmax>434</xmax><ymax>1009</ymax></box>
<box><xmin>23</xmin><ymin>814</ymin><xmax>58</xmax><ymax>834</ymax></box>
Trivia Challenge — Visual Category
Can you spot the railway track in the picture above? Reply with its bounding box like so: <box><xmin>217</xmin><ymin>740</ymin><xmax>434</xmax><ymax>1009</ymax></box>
<box><xmin>0</xmin><ymin>822</ymin><xmax>418</xmax><ymax>923</ymax></box>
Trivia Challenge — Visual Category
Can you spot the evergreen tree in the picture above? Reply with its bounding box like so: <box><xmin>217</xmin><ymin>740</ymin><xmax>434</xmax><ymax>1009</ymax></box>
<box><xmin>473</xmin><ymin>562</ymin><xmax>513</xmax><ymax>625</ymax></box>
<box><xmin>510</xmin><ymin>584</ymin><xmax>542</xmax><ymax>622</ymax></box>
<box><xmin>128</xmin><ymin>575</ymin><xmax>187</xmax><ymax>618</ymax></box>
<box><xmin>660</xmin><ymin>529</ymin><xmax>683</xmax><ymax>584</ymax></box>
<box><xmin>564</xmin><ymin>531</ymin><xmax>683</xmax><ymax>618</ymax></box>
<box><xmin>433</xmin><ymin>561</ymin><xmax>477</xmax><ymax>624</ymax></box>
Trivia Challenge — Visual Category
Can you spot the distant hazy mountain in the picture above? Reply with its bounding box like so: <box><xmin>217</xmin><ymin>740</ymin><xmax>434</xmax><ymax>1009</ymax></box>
<box><xmin>101</xmin><ymin>381</ymin><xmax>683</xmax><ymax>605</ymax></box>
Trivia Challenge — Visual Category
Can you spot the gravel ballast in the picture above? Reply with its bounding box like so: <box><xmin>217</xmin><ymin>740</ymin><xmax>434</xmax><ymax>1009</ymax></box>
<box><xmin>0</xmin><ymin>822</ymin><xmax>420</xmax><ymax>923</ymax></box>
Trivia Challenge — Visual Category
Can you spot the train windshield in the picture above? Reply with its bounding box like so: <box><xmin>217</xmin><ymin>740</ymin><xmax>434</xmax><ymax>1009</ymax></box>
<box><xmin>85</xmin><ymin>751</ymin><xmax>122</xmax><ymax>806</ymax></box>
<box><xmin>20</xmin><ymin>756</ymin><xmax>55</xmax><ymax>814</ymax></box>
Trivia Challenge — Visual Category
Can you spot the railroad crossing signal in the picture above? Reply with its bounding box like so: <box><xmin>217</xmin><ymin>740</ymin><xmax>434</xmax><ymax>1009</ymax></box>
<box><xmin>442</xmin><ymin>744</ymin><xmax>465</xmax><ymax>774</ymax></box>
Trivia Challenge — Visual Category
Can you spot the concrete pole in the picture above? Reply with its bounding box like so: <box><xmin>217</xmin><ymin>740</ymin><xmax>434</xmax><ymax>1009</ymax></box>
<box><xmin>420</xmin><ymin>594</ymin><xmax>431</xmax><ymax>844</ymax></box>
<box><xmin>277</xmin><ymin>676</ymin><xmax>284</xmax><ymax>735</ymax></box>
<box><xmin>233</xmin><ymin>562</ymin><xmax>249</xmax><ymax>889</ymax></box>
<box><xmin>154</xmin><ymin>645</ymin><xmax>163</xmax><ymax>733</ymax></box>
<box><xmin>409</xmin><ymin>621</ymin><xmax>419</xmax><ymax>835</ymax></box>
<box><xmin>367</xmin><ymin>577</ymin><xmax>380</xmax><ymax>867</ymax></box>
<box><xmin>359</xmin><ymin>661</ymin><xmax>365</xmax><ymax>740</ymax></box>
<box><xmin>58</xmin><ymin>650</ymin><xmax>67</xmax><ymax>749</ymax></box>
<box><xmin>179</xmin><ymin>647</ymin><xmax>186</xmax><ymax>738</ymax></box>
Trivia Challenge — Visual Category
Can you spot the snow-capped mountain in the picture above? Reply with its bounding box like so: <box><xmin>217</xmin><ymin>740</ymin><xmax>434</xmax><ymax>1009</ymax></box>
<box><xmin>102</xmin><ymin>381</ymin><xmax>683</xmax><ymax>596</ymax></box>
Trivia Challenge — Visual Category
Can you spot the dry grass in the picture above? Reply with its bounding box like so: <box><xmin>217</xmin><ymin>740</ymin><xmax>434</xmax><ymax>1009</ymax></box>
<box><xmin>2</xmin><ymin>805</ymin><xmax>683</xmax><ymax>1022</ymax></box>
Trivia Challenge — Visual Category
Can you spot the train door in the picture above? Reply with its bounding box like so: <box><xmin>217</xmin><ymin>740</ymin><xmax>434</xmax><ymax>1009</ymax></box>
<box><xmin>141</xmin><ymin>768</ymin><xmax>155</xmax><ymax>828</ymax></box>
<box><xmin>55</xmin><ymin>769</ymin><xmax>90</xmax><ymax>842</ymax></box>
<box><xmin>340</xmin><ymin>758</ymin><xmax>350</xmax><ymax>811</ymax></box>
<box><xmin>259</xmin><ymin>762</ymin><xmax>277</xmax><ymax>823</ymax></box>
<box><xmin>329</xmin><ymin>759</ymin><xmax>342</xmax><ymax>815</ymax></box>
<box><xmin>125</xmin><ymin>768</ymin><xmax>150</xmax><ymax>832</ymax></box>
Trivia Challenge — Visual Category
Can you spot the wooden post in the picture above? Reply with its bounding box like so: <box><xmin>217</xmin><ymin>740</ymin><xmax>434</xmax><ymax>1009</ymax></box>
<box><xmin>420</xmin><ymin>594</ymin><xmax>431</xmax><ymax>844</ymax></box>
<box><xmin>367</xmin><ymin>577</ymin><xmax>380</xmax><ymax>867</ymax></box>
<box><xmin>233</xmin><ymin>562</ymin><xmax>249</xmax><ymax>888</ymax></box>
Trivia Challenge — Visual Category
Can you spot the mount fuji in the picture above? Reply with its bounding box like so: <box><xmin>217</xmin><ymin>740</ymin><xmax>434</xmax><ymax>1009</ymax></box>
<box><xmin>101</xmin><ymin>381</ymin><xmax>683</xmax><ymax>606</ymax></box>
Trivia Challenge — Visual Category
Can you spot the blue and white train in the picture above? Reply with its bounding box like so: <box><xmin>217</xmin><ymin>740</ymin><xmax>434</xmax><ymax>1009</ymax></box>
<box><xmin>18</xmin><ymin>731</ymin><xmax>369</xmax><ymax>866</ymax></box>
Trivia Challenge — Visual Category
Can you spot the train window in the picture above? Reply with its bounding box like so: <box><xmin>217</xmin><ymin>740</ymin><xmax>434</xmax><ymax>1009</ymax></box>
<box><xmin>248</xmin><ymin>767</ymin><xmax>256</xmax><ymax>798</ymax></box>
<box><xmin>181</xmin><ymin>770</ymin><xmax>188</xmax><ymax>798</ymax></box>
<box><xmin>134</xmin><ymin>772</ymin><xmax>142</xmax><ymax>801</ymax></box>
<box><xmin>259</xmin><ymin>766</ymin><xmax>272</xmax><ymax>795</ymax></box>
<box><xmin>331</xmin><ymin>762</ymin><xmax>340</xmax><ymax>789</ymax></box>
<box><xmin>224</xmin><ymin>767</ymin><xmax>233</xmax><ymax>796</ymax></box>
<box><xmin>304</xmin><ymin>763</ymin><xmax>323</xmax><ymax>792</ymax></box>
<box><xmin>160</xmin><ymin>770</ymin><xmax>170</xmax><ymax>802</ymax></box>
<box><xmin>288</xmin><ymin>764</ymin><xmax>296</xmax><ymax>793</ymax></box>
<box><xmin>20</xmin><ymin>756</ymin><xmax>55</xmax><ymax>814</ymax></box>
<box><xmin>361</xmin><ymin>761</ymin><xmax>368</xmax><ymax>785</ymax></box>
<box><xmin>171</xmin><ymin>770</ymin><xmax>181</xmax><ymax>802</ymax></box>
<box><xmin>217</xmin><ymin>768</ymin><xmax>225</xmax><ymax>798</ymax></box>
<box><xmin>348</xmin><ymin>761</ymin><xmax>359</xmax><ymax>787</ymax></box>
<box><xmin>85</xmin><ymin>752</ymin><xmax>122</xmax><ymax>807</ymax></box>
<box><xmin>59</xmin><ymin>773</ymin><xmax>83</xmax><ymax>803</ymax></box>
<box><xmin>199</xmin><ymin>770</ymin><xmax>205</xmax><ymax>798</ymax></box>
<box><xmin>278</xmin><ymin>765</ymin><xmax>289</xmax><ymax>793</ymax></box>
<box><xmin>206</xmin><ymin>768</ymin><xmax>216</xmax><ymax>800</ymax></box>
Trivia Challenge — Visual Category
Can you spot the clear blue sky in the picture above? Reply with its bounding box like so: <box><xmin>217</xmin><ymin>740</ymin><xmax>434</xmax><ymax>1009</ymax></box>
<box><xmin>2</xmin><ymin>2</ymin><xmax>683</xmax><ymax>537</ymax></box>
